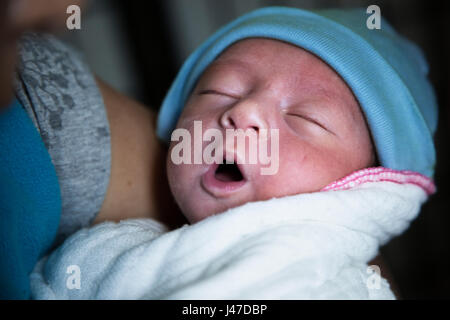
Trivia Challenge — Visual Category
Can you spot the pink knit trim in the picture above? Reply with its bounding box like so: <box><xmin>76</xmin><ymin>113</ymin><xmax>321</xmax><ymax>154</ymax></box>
<box><xmin>320</xmin><ymin>167</ymin><xmax>436</xmax><ymax>195</ymax></box>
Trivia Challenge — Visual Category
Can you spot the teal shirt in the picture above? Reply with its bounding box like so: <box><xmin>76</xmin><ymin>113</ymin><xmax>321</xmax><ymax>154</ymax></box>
<box><xmin>0</xmin><ymin>100</ymin><xmax>61</xmax><ymax>299</ymax></box>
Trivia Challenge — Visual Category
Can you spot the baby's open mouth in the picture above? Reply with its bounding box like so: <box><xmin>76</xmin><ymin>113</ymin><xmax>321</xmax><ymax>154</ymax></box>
<box><xmin>201</xmin><ymin>160</ymin><xmax>247</xmax><ymax>197</ymax></box>
<box><xmin>214</xmin><ymin>163</ymin><xmax>244</xmax><ymax>182</ymax></box>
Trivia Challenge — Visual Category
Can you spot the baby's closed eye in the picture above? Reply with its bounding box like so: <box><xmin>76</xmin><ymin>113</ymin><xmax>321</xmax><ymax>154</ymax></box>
<box><xmin>283</xmin><ymin>110</ymin><xmax>332</xmax><ymax>135</ymax></box>
<box><xmin>198</xmin><ymin>89</ymin><xmax>240</xmax><ymax>100</ymax></box>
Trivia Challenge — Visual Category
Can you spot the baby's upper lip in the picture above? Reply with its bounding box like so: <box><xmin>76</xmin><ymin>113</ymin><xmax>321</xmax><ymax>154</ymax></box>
<box><xmin>222</xmin><ymin>147</ymin><xmax>248</xmax><ymax>181</ymax></box>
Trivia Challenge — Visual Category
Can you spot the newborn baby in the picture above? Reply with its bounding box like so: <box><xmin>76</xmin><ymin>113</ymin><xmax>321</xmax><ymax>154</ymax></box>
<box><xmin>167</xmin><ymin>37</ymin><xmax>376</xmax><ymax>223</ymax></box>
<box><xmin>30</xmin><ymin>6</ymin><xmax>437</xmax><ymax>299</ymax></box>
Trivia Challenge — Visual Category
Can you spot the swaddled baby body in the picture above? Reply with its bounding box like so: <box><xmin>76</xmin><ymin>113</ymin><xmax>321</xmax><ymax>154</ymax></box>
<box><xmin>30</xmin><ymin>6</ymin><xmax>438</xmax><ymax>299</ymax></box>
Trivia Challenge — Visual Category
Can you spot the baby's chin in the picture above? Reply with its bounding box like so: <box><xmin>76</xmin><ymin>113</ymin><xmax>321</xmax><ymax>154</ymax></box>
<box><xmin>182</xmin><ymin>199</ymin><xmax>243</xmax><ymax>224</ymax></box>
<box><xmin>181</xmin><ymin>182</ymin><xmax>327</xmax><ymax>224</ymax></box>
<box><xmin>180</xmin><ymin>190</ymin><xmax>280</xmax><ymax>224</ymax></box>
<box><xmin>179</xmin><ymin>189</ymin><xmax>261</xmax><ymax>224</ymax></box>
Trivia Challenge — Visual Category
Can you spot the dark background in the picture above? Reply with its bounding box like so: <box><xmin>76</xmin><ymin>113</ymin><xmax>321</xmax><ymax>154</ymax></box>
<box><xmin>59</xmin><ymin>0</ymin><xmax>450</xmax><ymax>298</ymax></box>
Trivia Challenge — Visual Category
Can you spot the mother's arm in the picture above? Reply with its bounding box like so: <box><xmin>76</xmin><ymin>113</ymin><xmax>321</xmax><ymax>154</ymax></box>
<box><xmin>93</xmin><ymin>77</ymin><xmax>186</xmax><ymax>230</ymax></box>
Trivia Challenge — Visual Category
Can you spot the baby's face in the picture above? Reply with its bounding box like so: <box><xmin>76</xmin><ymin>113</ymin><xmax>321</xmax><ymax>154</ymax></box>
<box><xmin>167</xmin><ymin>38</ymin><xmax>375</xmax><ymax>223</ymax></box>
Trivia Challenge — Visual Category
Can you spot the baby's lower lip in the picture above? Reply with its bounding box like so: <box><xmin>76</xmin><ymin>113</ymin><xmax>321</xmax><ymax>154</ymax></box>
<box><xmin>201</xmin><ymin>163</ymin><xmax>247</xmax><ymax>198</ymax></box>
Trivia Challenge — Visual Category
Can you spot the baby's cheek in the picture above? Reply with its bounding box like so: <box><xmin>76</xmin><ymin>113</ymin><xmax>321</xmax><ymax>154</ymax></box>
<box><xmin>253</xmin><ymin>150</ymin><xmax>336</xmax><ymax>199</ymax></box>
<box><xmin>252</xmin><ymin>161</ymin><xmax>305</xmax><ymax>199</ymax></box>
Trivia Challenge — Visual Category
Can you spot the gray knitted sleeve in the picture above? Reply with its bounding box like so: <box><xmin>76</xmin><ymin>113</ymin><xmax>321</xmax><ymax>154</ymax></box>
<box><xmin>14</xmin><ymin>33</ymin><xmax>111</xmax><ymax>242</ymax></box>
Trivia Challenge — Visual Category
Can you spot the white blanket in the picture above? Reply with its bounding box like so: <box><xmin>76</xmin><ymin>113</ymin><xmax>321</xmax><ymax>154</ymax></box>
<box><xmin>30</xmin><ymin>171</ymin><xmax>432</xmax><ymax>299</ymax></box>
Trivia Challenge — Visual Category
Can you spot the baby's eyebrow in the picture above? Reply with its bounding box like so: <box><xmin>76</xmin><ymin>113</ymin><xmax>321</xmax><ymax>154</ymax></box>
<box><xmin>208</xmin><ymin>58</ymin><xmax>253</xmax><ymax>75</ymax></box>
<box><xmin>197</xmin><ymin>59</ymin><xmax>253</xmax><ymax>91</ymax></box>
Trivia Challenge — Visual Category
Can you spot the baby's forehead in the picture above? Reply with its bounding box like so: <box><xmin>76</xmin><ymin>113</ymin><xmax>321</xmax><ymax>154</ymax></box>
<box><xmin>209</xmin><ymin>38</ymin><xmax>344</xmax><ymax>84</ymax></box>
<box><xmin>202</xmin><ymin>39</ymin><xmax>352</xmax><ymax>102</ymax></box>
<box><xmin>194</xmin><ymin>39</ymin><xmax>363</xmax><ymax>123</ymax></box>
<box><xmin>218</xmin><ymin>38</ymin><xmax>302</xmax><ymax>56</ymax></box>
<box><xmin>215</xmin><ymin>38</ymin><xmax>324</xmax><ymax>66</ymax></box>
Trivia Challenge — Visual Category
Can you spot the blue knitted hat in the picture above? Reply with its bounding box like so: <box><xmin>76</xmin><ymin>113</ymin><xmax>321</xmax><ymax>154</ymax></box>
<box><xmin>157</xmin><ymin>6</ymin><xmax>438</xmax><ymax>178</ymax></box>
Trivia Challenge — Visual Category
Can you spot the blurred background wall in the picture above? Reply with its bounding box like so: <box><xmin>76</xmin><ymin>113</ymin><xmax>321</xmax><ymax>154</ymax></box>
<box><xmin>58</xmin><ymin>0</ymin><xmax>449</xmax><ymax>298</ymax></box>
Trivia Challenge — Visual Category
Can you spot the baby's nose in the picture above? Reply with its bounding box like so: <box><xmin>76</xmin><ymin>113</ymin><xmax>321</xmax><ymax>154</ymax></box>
<box><xmin>219</xmin><ymin>100</ymin><xmax>268</xmax><ymax>132</ymax></box>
